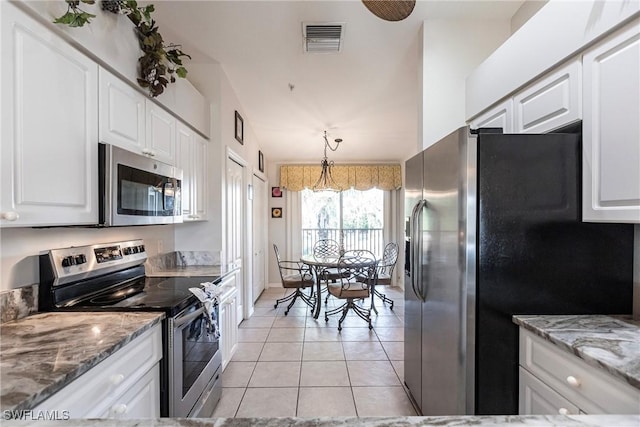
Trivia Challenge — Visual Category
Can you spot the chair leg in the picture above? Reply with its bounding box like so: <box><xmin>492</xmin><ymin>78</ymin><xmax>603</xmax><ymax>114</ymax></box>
<box><xmin>373</xmin><ymin>287</ymin><xmax>394</xmax><ymax>310</ymax></box>
<box><xmin>324</xmin><ymin>301</ymin><xmax>347</xmax><ymax>322</ymax></box>
<box><xmin>274</xmin><ymin>290</ymin><xmax>296</xmax><ymax>309</ymax></box>
<box><xmin>337</xmin><ymin>302</ymin><xmax>350</xmax><ymax>331</ymax></box>
<box><xmin>351</xmin><ymin>301</ymin><xmax>373</xmax><ymax>330</ymax></box>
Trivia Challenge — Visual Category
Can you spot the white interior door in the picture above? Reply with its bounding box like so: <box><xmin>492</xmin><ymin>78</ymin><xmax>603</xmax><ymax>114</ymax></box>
<box><xmin>252</xmin><ymin>174</ymin><xmax>267</xmax><ymax>302</ymax></box>
<box><xmin>226</xmin><ymin>157</ymin><xmax>244</xmax><ymax>325</ymax></box>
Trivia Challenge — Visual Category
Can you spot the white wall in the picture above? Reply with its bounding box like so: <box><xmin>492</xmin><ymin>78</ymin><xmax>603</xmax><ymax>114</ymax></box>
<box><xmin>0</xmin><ymin>226</ymin><xmax>174</xmax><ymax>291</ymax></box>
<box><xmin>510</xmin><ymin>0</ymin><xmax>548</xmax><ymax>34</ymax></box>
<box><xmin>421</xmin><ymin>19</ymin><xmax>511</xmax><ymax>149</ymax></box>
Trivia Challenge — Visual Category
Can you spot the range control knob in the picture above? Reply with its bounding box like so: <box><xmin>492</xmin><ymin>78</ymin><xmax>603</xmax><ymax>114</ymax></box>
<box><xmin>61</xmin><ymin>256</ymin><xmax>75</xmax><ymax>267</ymax></box>
<box><xmin>74</xmin><ymin>254</ymin><xmax>87</xmax><ymax>265</ymax></box>
<box><xmin>122</xmin><ymin>247</ymin><xmax>131</xmax><ymax>255</ymax></box>
<box><xmin>138</xmin><ymin>245</ymin><xmax>145</xmax><ymax>253</ymax></box>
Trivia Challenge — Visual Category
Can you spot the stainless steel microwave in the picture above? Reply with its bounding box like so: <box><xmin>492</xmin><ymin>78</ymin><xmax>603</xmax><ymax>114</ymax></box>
<box><xmin>99</xmin><ymin>144</ymin><xmax>182</xmax><ymax>226</ymax></box>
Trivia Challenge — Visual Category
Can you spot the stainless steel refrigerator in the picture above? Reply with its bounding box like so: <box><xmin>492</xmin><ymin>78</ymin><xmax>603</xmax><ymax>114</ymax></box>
<box><xmin>403</xmin><ymin>125</ymin><xmax>634</xmax><ymax>415</ymax></box>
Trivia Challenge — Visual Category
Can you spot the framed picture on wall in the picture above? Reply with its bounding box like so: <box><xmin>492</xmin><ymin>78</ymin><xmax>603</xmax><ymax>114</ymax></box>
<box><xmin>272</xmin><ymin>187</ymin><xmax>282</xmax><ymax>198</ymax></box>
<box><xmin>258</xmin><ymin>150</ymin><xmax>264</xmax><ymax>173</ymax></box>
<box><xmin>271</xmin><ymin>207</ymin><xmax>282</xmax><ymax>218</ymax></box>
<box><xmin>234</xmin><ymin>111</ymin><xmax>244</xmax><ymax>144</ymax></box>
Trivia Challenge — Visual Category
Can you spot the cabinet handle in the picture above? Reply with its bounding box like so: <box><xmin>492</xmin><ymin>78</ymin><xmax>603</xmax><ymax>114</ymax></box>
<box><xmin>558</xmin><ymin>407</ymin><xmax>569</xmax><ymax>415</ymax></box>
<box><xmin>112</xmin><ymin>403</ymin><xmax>128</xmax><ymax>415</ymax></box>
<box><xmin>0</xmin><ymin>212</ymin><xmax>19</xmax><ymax>221</ymax></box>
<box><xmin>110</xmin><ymin>373</ymin><xmax>125</xmax><ymax>385</ymax></box>
<box><xmin>566</xmin><ymin>375</ymin><xmax>580</xmax><ymax>387</ymax></box>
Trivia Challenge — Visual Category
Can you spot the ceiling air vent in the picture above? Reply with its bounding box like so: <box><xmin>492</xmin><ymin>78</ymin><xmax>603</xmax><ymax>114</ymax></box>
<box><xmin>303</xmin><ymin>22</ymin><xmax>345</xmax><ymax>53</ymax></box>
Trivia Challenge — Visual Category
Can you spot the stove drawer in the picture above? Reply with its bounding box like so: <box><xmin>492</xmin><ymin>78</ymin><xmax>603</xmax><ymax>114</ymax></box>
<box><xmin>35</xmin><ymin>324</ymin><xmax>162</xmax><ymax>418</ymax></box>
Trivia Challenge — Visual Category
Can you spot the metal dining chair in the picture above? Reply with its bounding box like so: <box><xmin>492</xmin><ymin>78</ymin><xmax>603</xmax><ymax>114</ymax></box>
<box><xmin>273</xmin><ymin>244</ymin><xmax>315</xmax><ymax>315</ymax></box>
<box><xmin>324</xmin><ymin>249</ymin><xmax>377</xmax><ymax>330</ymax></box>
<box><xmin>371</xmin><ymin>242</ymin><xmax>399</xmax><ymax>314</ymax></box>
<box><xmin>312</xmin><ymin>239</ymin><xmax>341</xmax><ymax>303</ymax></box>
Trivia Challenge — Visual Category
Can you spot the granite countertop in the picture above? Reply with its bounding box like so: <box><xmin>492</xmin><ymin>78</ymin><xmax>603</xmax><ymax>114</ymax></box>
<box><xmin>6</xmin><ymin>415</ymin><xmax>640</xmax><ymax>426</ymax></box>
<box><xmin>144</xmin><ymin>250</ymin><xmax>238</xmax><ymax>280</ymax></box>
<box><xmin>513</xmin><ymin>314</ymin><xmax>640</xmax><ymax>389</ymax></box>
<box><xmin>0</xmin><ymin>311</ymin><xmax>164</xmax><ymax>412</ymax></box>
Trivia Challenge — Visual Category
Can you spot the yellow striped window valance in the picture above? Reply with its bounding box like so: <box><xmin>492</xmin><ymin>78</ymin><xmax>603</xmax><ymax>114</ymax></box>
<box><xmin>279</xmin><ymin>164</ymin><xmax>402</xmax><ymax>191</ymax></box>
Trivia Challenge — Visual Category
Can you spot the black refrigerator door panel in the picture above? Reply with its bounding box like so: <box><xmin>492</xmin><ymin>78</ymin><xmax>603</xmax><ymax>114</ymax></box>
<box><xmin>475</xmin><ymin>133</ymin><xmax>634</xmax><ymax>415</ymax></box>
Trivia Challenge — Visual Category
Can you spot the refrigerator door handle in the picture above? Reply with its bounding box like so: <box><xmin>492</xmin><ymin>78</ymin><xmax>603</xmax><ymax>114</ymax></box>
<box><xmin>411</xmin><ymin>199</ymin><xmax>427</xmax><ymax>302</ymax></box>
<box><xmin>409</xmin><ymin>201</ymin><xmax>422</xmax><ymax>301</ymax></box>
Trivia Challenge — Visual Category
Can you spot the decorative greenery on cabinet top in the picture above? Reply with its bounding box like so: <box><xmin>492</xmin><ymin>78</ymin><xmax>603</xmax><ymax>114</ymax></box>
<box><xmin>54</xmin><ymin>0</ymin><xmax>190</xmax><ymax>98</ymax></box>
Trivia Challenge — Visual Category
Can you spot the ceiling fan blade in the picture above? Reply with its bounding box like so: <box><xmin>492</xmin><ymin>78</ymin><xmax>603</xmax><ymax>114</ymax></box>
<box><xmin>362</xmin><ymin>0</ymin><xmax>416</xmax><ymax>22</ymax></box>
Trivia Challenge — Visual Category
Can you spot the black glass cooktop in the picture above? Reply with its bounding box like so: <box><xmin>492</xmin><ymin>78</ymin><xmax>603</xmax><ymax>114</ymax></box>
<box><xmin>73</xmin><ymin>276</ymin><xmax>216</xmax><ymax>317</ymax></box>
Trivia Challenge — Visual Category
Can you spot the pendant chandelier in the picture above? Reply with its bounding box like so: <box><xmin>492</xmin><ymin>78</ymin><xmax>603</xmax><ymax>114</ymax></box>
<box><xmin>361</xmin><ymin>0</ymin><xmax>416</xmax><ymax>22</ymax></box>
<box><xmin>313</xmin><ymin>131</ymin><xmax>343</xmax><ymax>192</ymax></box>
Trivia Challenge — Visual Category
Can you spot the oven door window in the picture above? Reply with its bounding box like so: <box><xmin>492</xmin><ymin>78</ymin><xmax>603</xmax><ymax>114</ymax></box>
<box><xmin>117</xmin><ymin>164</ymin><xmax>180</xmax><ymax>216</ymax></box>
<box><xmin>178</xmin><ymin>308</ymin><xmax>220</xmax><ymax>398</ymax></box>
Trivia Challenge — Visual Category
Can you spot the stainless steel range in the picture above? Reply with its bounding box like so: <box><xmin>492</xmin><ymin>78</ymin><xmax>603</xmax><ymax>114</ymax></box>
<box><xmin>38</xmin><ymin>240</ymin><xmax>222</xmax><ymax>418</ymax></box>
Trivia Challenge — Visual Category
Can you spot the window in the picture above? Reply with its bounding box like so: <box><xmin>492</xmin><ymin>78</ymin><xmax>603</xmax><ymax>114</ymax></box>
<box><xmin>301</xmin><ymin>188</ymin><xmax>384</xmax><ymax>256</ymax></box>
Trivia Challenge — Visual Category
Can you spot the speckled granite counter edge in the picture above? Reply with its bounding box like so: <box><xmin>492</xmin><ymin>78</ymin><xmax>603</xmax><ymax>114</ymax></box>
<box><xmin>512</xmin><ymin>315</ymin><xmax>640</xmax><ymax>389</ymax></box>
<box><xmin>3</xmin><ymin>415</ymin><xmax>640</xmax><ymax>426</ymax></box>
<box><xmin>2</xmin><ymin>313</ymin><xmax>165</xmax><ymax>412</ymax></box>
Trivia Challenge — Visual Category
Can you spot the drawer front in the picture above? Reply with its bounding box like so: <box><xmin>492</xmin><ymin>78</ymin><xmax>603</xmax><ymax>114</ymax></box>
<box><xmin>519</xmin><ymin>367</ymin><xmax>579</xmax><ymax>415</ymax></box>
<box><xmin>520</xmin><ymin>329</ymin><xmax>640</xmax><ymax>414</ymax></box>
<box><xmin>35</xmin><ymin>324</ymin><xmax>162</xmax><ymax>417</ymax></box>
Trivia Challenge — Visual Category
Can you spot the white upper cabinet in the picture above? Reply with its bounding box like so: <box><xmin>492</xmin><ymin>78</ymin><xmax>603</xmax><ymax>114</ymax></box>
<box><xmin>99</xmin><ymin>67</ymin><xmax>146</xmax><ymax>152</ymax></box>
<box><xmin>514</xmin><ymin>60</ymin><xmax>582</xmax><ymax>134</ymax></box>
<box><xmin>469</xmin><ymin>98</ymin><xmax>514</xmax><ymax>132</ymax></box>
<box><xmin>0</xmin><ymin>2</ymin><xmax>98</xmax><ymax>227</ymax></box>
<box><xmin>146</xmin><ymin>100</ymin><xmax>176</xmax><ymax>165</ymax></box>
<box><xmin>582</xmin><ymin>19</ymin><xmax>640</xmax><ymax>223</ymax></box>
<box><xmin>176</xmin><ymin>122</ymin><xmax>208</xmax><ymax>221</ymax></box>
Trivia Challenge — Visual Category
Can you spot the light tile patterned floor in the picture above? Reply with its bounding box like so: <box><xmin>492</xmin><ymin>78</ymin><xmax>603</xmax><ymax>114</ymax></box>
<box><xmin>212</xmin><ymin>286</ymin><xmax>415</xmax><ymax>417</ymax></box>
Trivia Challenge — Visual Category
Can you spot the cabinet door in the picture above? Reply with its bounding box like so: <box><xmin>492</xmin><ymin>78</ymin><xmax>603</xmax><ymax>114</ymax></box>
<box><xmin>101</xmin><ymin>367</ymin><xmax>160</xmax><ymax>419</ymax></box>
<box><xmin>220</xmin><ymin>302</ymin><xmax>230</xmax><ymax>370</ymax></box>
<box><xmin>514</xmin><ymin>59</ymin><xmax>582</xmax><ymax>134</ymax></box>
<box><xmin>469</xmin><ymin>98</ymin><xmax>514</xmax><ymax>132</ymax></box>
<box><xmin>519</xmin><ymin>367</ymin><xmax>580</xmax><ymax>415</ymax></box>
<box><xmin>99</xmin><ymin>67</ymin><xmax>146</xmax><ymax>153</ymax></box>
<box><xmin>583</xmin><ymin>19</ymin><xmax>640</xmax><ymax>223</ymax></box>
<box><xmin>176</xmin><ymin>122</ymin><xmax>195</xmax><ymax>219</ymax></box>
<box><xmin>0</xmin><ymin>2</ymin><xmax>98</xmax><ymax>227</ymax></box>
<box><xmin>146</xmin><ymin>100</ymin><xmax>176</xmax><ymax>165</ymax></box>
<box><xmin>193</xmin><ymin>134</ymin><xmax>208</xmax><ymax>221</ymax></box>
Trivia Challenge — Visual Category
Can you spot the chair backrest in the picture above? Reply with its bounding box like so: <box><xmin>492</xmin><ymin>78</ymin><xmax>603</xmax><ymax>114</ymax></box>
<box><xmin>273</xmin><ymin>244</ymin><xmax>312</xmax><ymax>286</ymax></box>
<box><xmin>377</xmin><ymin>242</ymin><xmax>398</xmax><ymax>281</ymax></box>
<box><xmin>313</xmin><ymin>239</ymin><xmax>340</xmax><ymax>258</ymax></box>
<box><xmin>337</xmin><ymin>249</ymin><xmax>377</xmax><ymax>292</ymax></box>
<box><xmin>380</xmin><ymin>242</ymin><xmax>399</xmax><ymax>269</ymax></box>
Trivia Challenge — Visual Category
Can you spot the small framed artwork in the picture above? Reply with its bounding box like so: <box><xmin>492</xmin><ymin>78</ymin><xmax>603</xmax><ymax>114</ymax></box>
<box><xmin>271</xmin><ymin>207</ymin><xmax>283</xmax><ymax>218</ymax></box>
<box><xmin>271</xmin><ymin>186</ymin><xmax>282</xmax><ymax>198</ymax></box>
<box><xmin>258</xmin><ymin>150</ymin><xmax>264</xmax><ymax>173</ymax></box>
<box><xmin>234</xmin><ymin>110</ymin><xmax>244</xmax><ymax>144</ymax></box>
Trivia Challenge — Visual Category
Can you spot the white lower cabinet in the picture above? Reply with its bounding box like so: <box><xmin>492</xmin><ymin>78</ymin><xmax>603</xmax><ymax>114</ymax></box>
<box><xmin>1</xmin><ymin>1</ymin><xmax>98</xmax><ymax>227</ymax></box>
<box><xmin>519</xmin><ymin>367</ymin><xmax>580</xmax><ymax>415</ymax></box>
<box><xmin>519</xmin><ymin>328</ymin><xmax>640</xmax><ymax>415</ymax></box>
<box><xmin>34</xmin><ymin>324</ymin><xmax>162</xmax><ymax>419</ymax></box>
<box><xmin>219</xmin><ymin>280</ymin><xmax>239</xmax><ymax>371</ymax></box>
<box><xmin>582</xmin><ymin>18</ymin><xmax>640</xmax><ymax>223</ymax></box>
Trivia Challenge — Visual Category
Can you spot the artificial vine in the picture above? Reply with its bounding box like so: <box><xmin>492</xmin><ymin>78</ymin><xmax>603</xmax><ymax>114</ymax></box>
<box><xmin>54</xmin><ymin>0</ymin><xmax>190</xmax><ymax>97</ymax></box>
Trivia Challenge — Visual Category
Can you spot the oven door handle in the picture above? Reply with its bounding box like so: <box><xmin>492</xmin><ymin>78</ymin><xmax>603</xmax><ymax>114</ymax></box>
<box><xmin>174</xmin><ymin>306</ymin><xmax>206</xmax><ymax>328</ymax></box>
